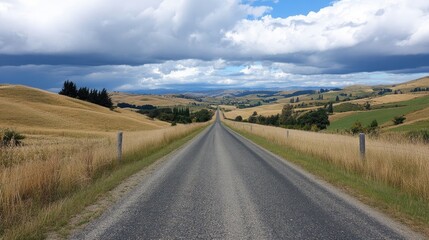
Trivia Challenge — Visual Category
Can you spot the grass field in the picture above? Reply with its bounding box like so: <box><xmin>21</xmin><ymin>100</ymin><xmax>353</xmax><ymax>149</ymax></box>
<box><xmin>0</xmin><ymin>85</ymin><xmax>211</xmax><ymax>238</ymax></box>
<box><xmin>223</xmin><ymin>103</ymin><xmax>284</xmax><ymax>119</ymax></box>
<box><xmin>0</xmin><ymin>121</ymin><xmax>209</xmax><ymax>238</ymax></box>
<box><xmin>0</xmin><ymin>85</ymin><xmax>169</xmax><ymax>132</ymax></box>
<box><xmin>223</xmin><ymin>118</ymin><xmax>429</xmax><ymax>235</ymax></box>
<box><xmin>1</xmin><ymin>124</ymin><xmax>209</xmax><ymax>239</ymax></box>
<box><xmin>224</xmin><ymin>121</ymin><xmax>429</xmax><ymax>236</ymax></box>
<box><xmin>384</xmin><ymin>106</ymin><xmax>429</xmax><ymax>132</ymax></box>
<box><xmin>392</xmin><ymin>76</ymin><xmax>429</xmax><ymax>91</ymax></box>
<box><xmin>350</xmin><ymin>93</ymin><xmax>422</xmax><ymax>105</ymax></box>
<box><xmin>110</xmin><ymin>92</ymin><xmax>195</xmax><ymax>107</ymax></box>
<box><xmin>389</xmin><ymin>120</ymin><xmax>429</xmax><ymax>132</ymax></box>
<box><xmin>328</xmin><ymin>95</ymin><xmax>429</xmax><ymax>131</ymax></box>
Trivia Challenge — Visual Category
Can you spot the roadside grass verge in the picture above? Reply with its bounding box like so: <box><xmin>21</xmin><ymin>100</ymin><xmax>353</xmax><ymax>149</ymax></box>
<box><xmin>1</xmin><ymin>124</ymin><xmax>208</xmax><ymax>239</ymax></box>
<box><xmin>224</xmin><ymin>120</ymin><xmax>429</xmax><ymax>236</ymax></box>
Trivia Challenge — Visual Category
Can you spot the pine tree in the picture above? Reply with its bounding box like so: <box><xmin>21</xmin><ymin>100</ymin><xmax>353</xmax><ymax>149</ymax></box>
<box><xmin>77</xmin><ymin>87</ymin><xmax>89</xmax><ymax>100</ymax></box>
<box><xmin>99</xmin><ymin>88</ymin><xmax>113</xmax><ymax>108</ymax></box>
<box><xmin>88</xmin><ymin>89</ymin><xmax>98</xmax><ymax>104</ymax></box>
<box><xmin>59</xmin><ymin>80</ymin><xmax>78</xmax><ymax>98</ymax></box>
<box><xmin>327</xmin><ymin>102</ymin><xmax>334</xmax><ymax>114</ymax></box>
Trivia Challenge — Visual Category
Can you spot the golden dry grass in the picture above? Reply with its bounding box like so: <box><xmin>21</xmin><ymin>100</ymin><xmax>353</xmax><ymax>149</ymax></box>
<box><xmin>110</xmin><ymin>92</ymin><xmax>194</xmax><ymax>107</ymax></box>
<box><xmin>329</xmin><ymin>111</ymin><xmax>359</xmax><ymax>122</ymax></box>
<box><xmin>224</xmin><ymin>103</ymin><xmax>284</xmax><ymax>119</ymax></box>
<box><xmin>343</xmin><ymin>85</ymin><xmax>374</xmax><ymax>92</ymax></box>
<box><xmin>226</xmin><ymin>92</ymin><xmax>428</xmax><ymax>121</ymax></box>
<box><xmin>219</xmin><ymin>105</ymin><xmax>237</xmax><ymax>111</ymax></box>
<box><xmin>224</xmin><ymin>101</ymin><xmax>334</xmax><ymax>119</ymax></box>
<box><xmin>403</xmin><ymin>106</ymin><xmax>429</xmax><ymax>123</ymax></box>
<box><xmin>0</xmin><ymin>123</ymin><xmax>208</xmax><ymax>233</ymax></box>
<box><xmin>0</xmin><ymin>85</ymin><xmax>209</xmax><ymax>234</ymax></box>
<box><xmin>224</xmin><ymin>119</ymin><xmax>429</xmax><ymax>204</ymax></box>
<box><xmin>392</xmin><ymin>77</ymin><xmax>429</xmax><ymax>91</ymax></box>
<box><xmin>350</xmin><ymin>93</ymin><xmax>425</xmax><ymax>106</ymax></box>
<box><xmin>384</xmin><ymin>106</ymin><xmax>429</xmax><ymax>130</ymax></box>
<box><xmin>0</xmin><ymin>85</ymin><xmax>169</xmax><ymax>132</ymax></box>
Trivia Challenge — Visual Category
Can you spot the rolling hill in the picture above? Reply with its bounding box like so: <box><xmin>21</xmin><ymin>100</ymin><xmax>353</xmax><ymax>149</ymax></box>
<box><xmin>327</xmin><ymin>95</ymin><xmax>429</xmax><ymax>131</ymax></box>
<box><xmin>221</xmin><ymin>76</ymin><xmax>429</xmax><ymax>133</ymax></box>
<box><xmin>0</xmin><ymin>85</ymin><xmax>169</xmax><ymax>133</ymax></box>
<box><xmin>110</xmin><ymin>92</ymin><xmax>195</xmax><ymax>107</ymax></box>
<box><xmin>391</xmin><ymin>76</ymin><xmax>429</xmax><ymax>91</ymax></box>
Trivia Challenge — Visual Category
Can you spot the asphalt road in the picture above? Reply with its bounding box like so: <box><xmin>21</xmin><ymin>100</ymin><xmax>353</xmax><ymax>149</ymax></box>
<box><xmin>72</xmin><ymin>112</ymin><xmax>419</xmax><ymax>239</ymax></box>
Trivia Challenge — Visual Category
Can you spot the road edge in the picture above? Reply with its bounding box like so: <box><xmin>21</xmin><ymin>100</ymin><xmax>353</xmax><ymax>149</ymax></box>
<box><xmin>223</xmin><ymin>122</ymin><xmax>425</xmax><ymax>239</ymax></box>
<box><xmin>47</xmin><ymin>124</ymin><xmax>214</xmax><ymax>239</ymax></box>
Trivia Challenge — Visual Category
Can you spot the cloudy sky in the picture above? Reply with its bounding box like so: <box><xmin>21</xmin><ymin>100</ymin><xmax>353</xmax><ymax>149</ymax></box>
<box><xmin>1</xmin><ymin>0</ymin><xmax>429</xmax><ymax>92</ymax></box>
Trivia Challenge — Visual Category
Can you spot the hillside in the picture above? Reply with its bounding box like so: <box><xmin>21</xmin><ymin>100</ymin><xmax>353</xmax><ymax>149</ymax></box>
<box><xmin>222</xmin><ymin>76</ymin><xmax>429</xmax><ymax>133</ymax></box>
<box><xmin>0</xmin><ymin>85</ymin><xmax>169</xmax><ymax>133</ymax></box>
<box><xmin>110</xmin><ymin>92</ymin><xmax>195</xmax><ymax>107</ymax></box>
<box><xmin>391</xmin><ymin>76</ymin><xmax>429</xmax><ymax>91</ymax></box>
<box><xmin>327</xmin><ymin>95</ymin><xmax>429</xmax><ymax>131</ymax></box>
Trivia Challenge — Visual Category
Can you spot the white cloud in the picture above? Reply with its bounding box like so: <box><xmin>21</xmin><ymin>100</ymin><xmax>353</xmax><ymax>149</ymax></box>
<box><xmin>224</xmin><ymin>0</ymin><xmax>429</xmax><ymax>56</ymax></box>
<box><xmin>0</xmin><ymin>0</ymin><xmax>269</xmax><ymax>57</ymax></box>
<box><xmin>3</xmin><ymin>0</ymin><xmax>428</xmax><ymax>60</ymax></box>
<box><xmin>0</xmin><ymin>0</ymin><xmax>428</xmax><ymax>87</ymax></box>
<box><xmin>1</xmin><ymin>61</ymin><xmax>428</xmax><ymax>91</ymax></box>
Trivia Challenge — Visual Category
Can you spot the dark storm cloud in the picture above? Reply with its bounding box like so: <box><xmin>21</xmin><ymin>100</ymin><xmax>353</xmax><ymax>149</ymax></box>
<box><xmin>0</xmin><ymin>0</ymin><xmax>428</xmax><ymax>90</ymax></box>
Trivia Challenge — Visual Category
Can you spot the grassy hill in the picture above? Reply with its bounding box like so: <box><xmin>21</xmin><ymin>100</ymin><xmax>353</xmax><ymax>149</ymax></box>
<box><xmin>110</xmin><ymin>92</ymin><xmax>195</xmax><ymax>107</ymax></box>
<box><xmin>328</xmin><ymin>94</ymin><xmax>429</xmax><ymax>131</ymax></box>
<box><xmin>391</xmin><ymin>76</ymin><xmax>429</xmax><ymax>92</ymax></box>
<box><xmin>0</xmin><ymin>85</ymin><xmax>169</xmax><ymax>133</ymax></box>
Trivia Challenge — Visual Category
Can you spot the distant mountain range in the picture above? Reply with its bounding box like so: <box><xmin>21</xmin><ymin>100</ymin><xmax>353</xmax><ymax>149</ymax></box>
<box><xmin>130</xmin><ymin>86</ymin><xmax>331</xmax><ymax>96</ymax></box>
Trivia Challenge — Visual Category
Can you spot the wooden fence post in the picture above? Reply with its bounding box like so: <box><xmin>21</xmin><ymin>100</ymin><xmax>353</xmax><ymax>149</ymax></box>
<box><xmin>359</xmin><ymin>133</ymin><xmax>365</xmax><ymax>159</ymax></box>
<box><xmin>287</xmin><ymin>130</ymin><xmax>289</xmax><ymax>138</ymax></box>
<box><xmin>117</xmin><ymin>132</ymin><xmax>123</xmax><ymax>162</ymax></box>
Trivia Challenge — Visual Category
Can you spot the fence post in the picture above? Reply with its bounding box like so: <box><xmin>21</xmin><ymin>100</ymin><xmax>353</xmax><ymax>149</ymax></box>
<box><xmin>359</xmin><ymin>133</ymin><xmax>365</xmax><ymax>159</ymax></box>
<box><xmin>117</xmin><ymin>132</ymin><xmax>123</xmax><ymax>162</ymax></box>
<box><xmin>287</xmin><ymin>130</ymin><xmax>289</xmax><ymax>138</ymax></box>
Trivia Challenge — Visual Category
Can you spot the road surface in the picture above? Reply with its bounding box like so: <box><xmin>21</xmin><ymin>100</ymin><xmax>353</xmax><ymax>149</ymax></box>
<box><xmin>73</xmin><ymin>112</ymin><xmax>419</xmax><ymax>239</ymax></box>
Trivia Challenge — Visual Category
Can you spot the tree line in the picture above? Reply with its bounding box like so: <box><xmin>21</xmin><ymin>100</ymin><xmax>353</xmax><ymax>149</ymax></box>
<box><xmin>59</xmin><ymin>80</ymin><xmax>113</xmax><ymax>109</ymax></box>
<box><xmin>235</xmin><ymin>104</ymin><xmax>330</xmax><ymax>131</ymax></box>
<box><xmin>138</xmin><ymin>107</ymin><xmax>213</xmax><ymax>124</ymax></box>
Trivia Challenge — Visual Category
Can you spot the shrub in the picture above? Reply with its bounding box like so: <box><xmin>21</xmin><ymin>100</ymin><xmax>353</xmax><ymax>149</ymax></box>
<box><xmin>333</xmin><ymin>102</ymin><xmax>363</xmax><ymax>113</ymax></box>
<box><xmin>393</xmin><ymin>115</ymin><xmax>406</xmax><ymax>125</ymax></box>
<box><xmin>234</xmin><ymin>115</ymin><xmax>243</xmax><ymax>122</ymax></box>
<box><xmin>1</xmin><ymin>129</ymin><xmax>25</xmax><ymax>147</ymax></box>
<box><xmin>365</xmin><ymin>119</ymin><xmax>380</xmax><ymax>135</ymax></box>
<box><xmin>350</xmin><ymin>121</ymin><xmax>364</xmax><ymax>135</ymax></box>
<box><xmin>279</xmin><ymin>104</ymin><xmax>296</xmax><ymax>125</ymax></box>
<box><xmin>310</xmin><ymin>124</ymin><xmax>320</xmax><ymax>132</ymax></box>
<box><xmin>297</xmin><ymin>108</ymin><xmax>330</xmax><ymax>130</ymax></box>
<box><xmin>248</xmin><ymin>116</ymin><xmax>257</xmax><ymax>123</ymax></box>
<box><xmin>363</xmin><ymin>101</ymin><xmax>371</xmax><ymax>110</ymax></box>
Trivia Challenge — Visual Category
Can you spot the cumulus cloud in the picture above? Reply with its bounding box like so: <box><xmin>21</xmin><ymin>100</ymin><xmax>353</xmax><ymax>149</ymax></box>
<box><xmin>223</xmin><ymin>0</ymin><xmax>429</xmax><ymax>73</ymax></box>
<box><xmin>2</xmin><ymin>60</ymin><xmax>427</xmax><ymax>91</ymax></box>
<box><xmin>0</xmin><ymin>0</ymin><xmax>269</xmax><ymax>58</ymax></box>
<box><xmin>0</xmin><ymin>0</ymin><xmax>428</xmax><ymax>89</ymax></box>
<box><xmin>225</xmin><ymin>0</ymin><xmax>429</xmax><ymax>55</ymax></box>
